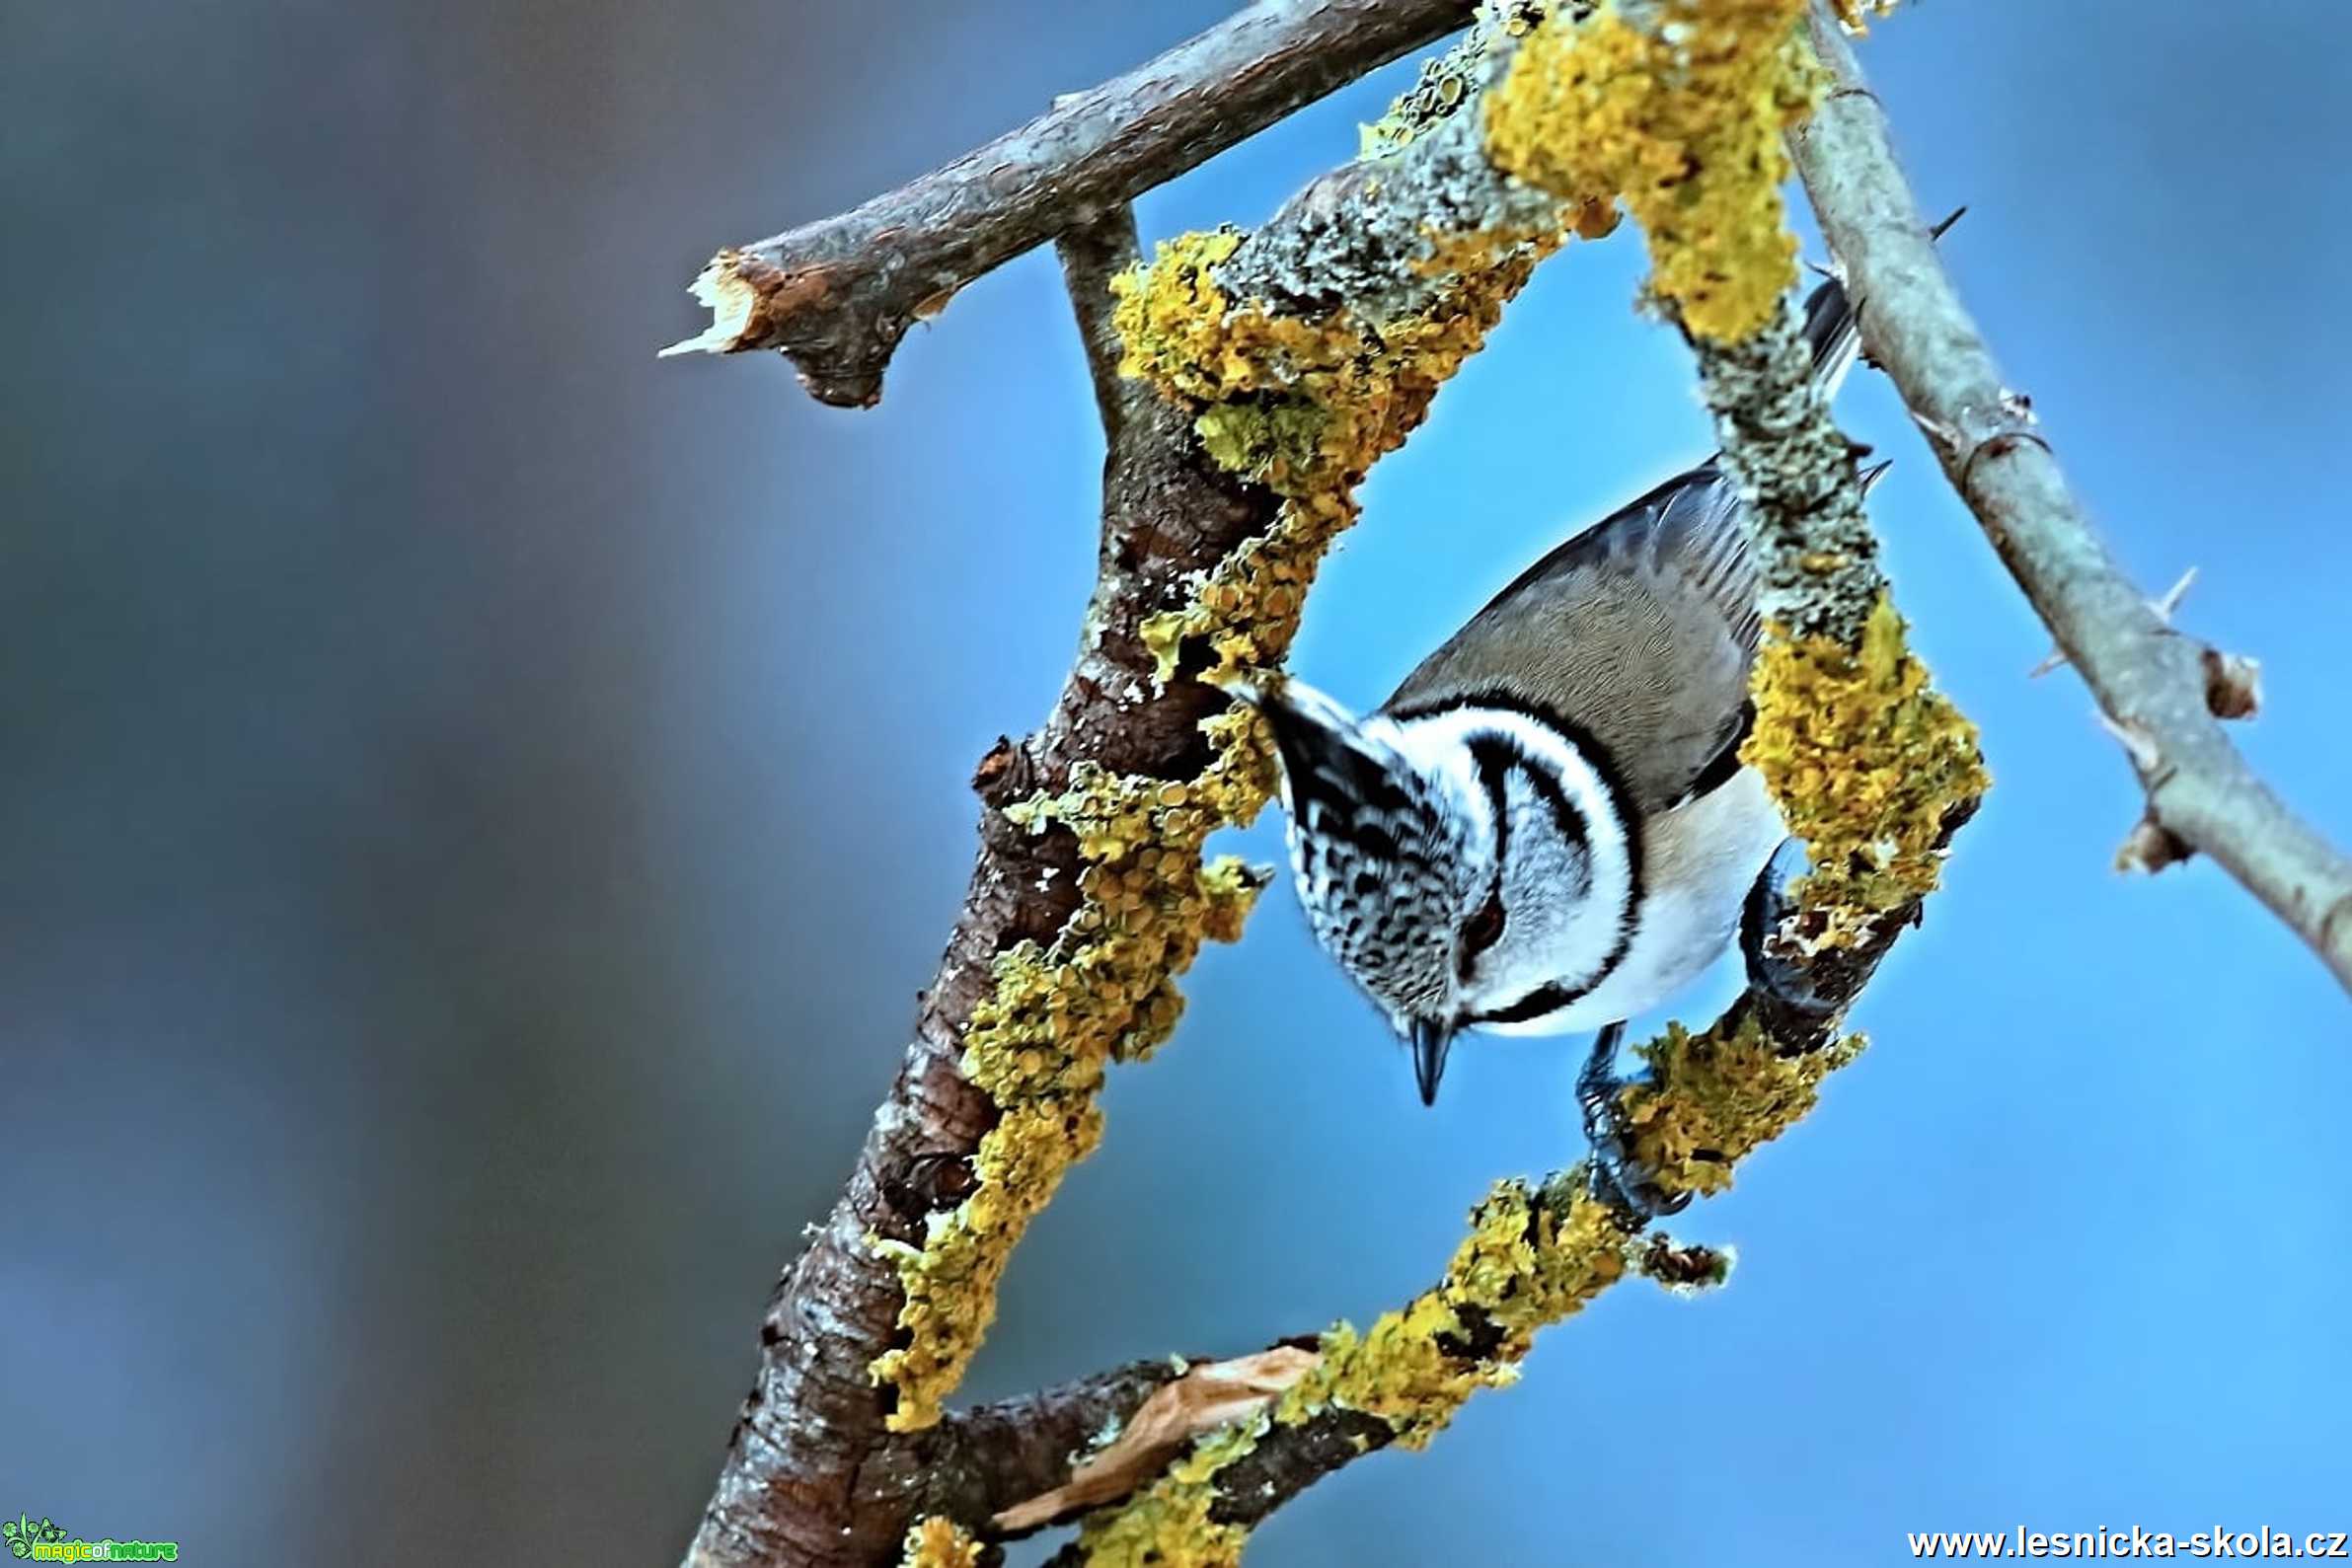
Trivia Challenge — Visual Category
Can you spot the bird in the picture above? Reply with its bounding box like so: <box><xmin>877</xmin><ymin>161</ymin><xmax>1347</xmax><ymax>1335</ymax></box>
<box><xmin>1233</xmin><ymin>272</ymin><xmax>1882</xmax><ymax>1145</ymax></box>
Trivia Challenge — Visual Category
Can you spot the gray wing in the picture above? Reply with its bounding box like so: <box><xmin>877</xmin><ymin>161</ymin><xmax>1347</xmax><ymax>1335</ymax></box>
<box><xmin>1381</xmin><ymin>462</ymin><xmax>1758</xmax><ymax>815</ymax></box>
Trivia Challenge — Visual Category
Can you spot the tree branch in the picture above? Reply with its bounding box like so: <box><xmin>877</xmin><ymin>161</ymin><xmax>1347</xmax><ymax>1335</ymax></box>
<box><xmin>681</xmin><ymin>213</ymin><xmax>1288</xmax><ymax>1563</ymax></box>
<box><xmin>676</xmin><ymin>5</ymin><xmax>2153</xmax><ymax>1561</ymax></box>
<box><xmin>1017</xmin><ymin>8</ymin><xmax>1996</xmax><ymax>1555</ymax></box>
<box><xmin>661</xmin><ymin>0</ymin><xmax>1481</xmax><ymax>407</ymax></box>
<box><xmin>1053</xmin><ymin>212</ymin><xmax>1149</xmax><ymax>449</ymax></box>
<box><xmin>1790</xmin><ymin>2</ymin><xmax>2352</xmax><ymax>995</ymax></box>
<box><xmin>682</xmin><ymin>14</ymin><xmax>1585</xmax><ymax>1556</ymax></box>
<box><xmin>1020</xmin><ymin>581</ymin><xmax>1983</xmax><ymax>1568</ymax></box>
<box><xmin>929</xmin><ymin>1359</ymin><xmax>1183</xmax><ymax>1533</ymax></box>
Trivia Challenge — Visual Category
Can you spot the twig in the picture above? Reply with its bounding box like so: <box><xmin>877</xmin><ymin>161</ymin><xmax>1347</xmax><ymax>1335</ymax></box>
<box><xmin>1790</xmin><ymin>2</ymin><xmax>2352</xmax><ymax>995</ymax></box>
<box><xmin>1691</xmin><ymin>296</ymin><xmax>1881</xmax><ymax>643</ymax></box>
<box><xmin>1053</xmin><ymin>212</ymin><xmax>1148</xmax><ymax>448</ymax></box>
<box><xmin>662</xmin><ymin>0</ymin><xmax>1479</xmax><ymax>407</ymax></box>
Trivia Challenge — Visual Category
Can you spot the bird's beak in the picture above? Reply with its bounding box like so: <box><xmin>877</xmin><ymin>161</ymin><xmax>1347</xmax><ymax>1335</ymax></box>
<box><xmin>1408</xmin><ymin>1017</ymin><xmax>1454</xmax><ymax>1107</ymax></box>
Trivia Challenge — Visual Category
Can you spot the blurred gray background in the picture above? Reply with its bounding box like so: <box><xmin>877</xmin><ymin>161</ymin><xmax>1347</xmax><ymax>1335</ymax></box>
<box><xmin>6</xmin><ymin>2</ymin><xmax>2349</xmax><ymax>1562</ymax></box>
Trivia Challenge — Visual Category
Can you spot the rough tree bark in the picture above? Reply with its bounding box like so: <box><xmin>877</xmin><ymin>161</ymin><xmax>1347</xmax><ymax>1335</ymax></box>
<box><xmin>667</xmin><ymin>4</ymin><xmax>2352</xmax><ymax>1565</ymax></box>
<box><xmin>682</xmin><ymin>13</ymin><xmax>1590</xmax><ymax>1564</ymax></box>
<box><xmin>682</xmin><ymin>200</ymin><xmax>1290</xmax><ymax>1567</ymax></box>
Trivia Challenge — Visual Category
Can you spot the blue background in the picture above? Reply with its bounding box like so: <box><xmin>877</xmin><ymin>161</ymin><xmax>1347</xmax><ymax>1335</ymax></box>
<box><xmin>5</xmin><ymin>2</ymin><xmax>2348</xmax><ymax>1562</ymax></box>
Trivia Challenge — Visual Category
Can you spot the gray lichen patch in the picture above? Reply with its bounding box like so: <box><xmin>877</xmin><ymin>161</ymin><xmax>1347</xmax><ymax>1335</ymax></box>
<box><xmin>1694</xmin><ymin>299</ymin><xmax>1883</xmax><ymax>645</ymax></box>
<box><xmin>1218</xmin><ymin>38</ymin><xmax>1583</xmax><ymax>324</ymax></box>
<box><xmin>1359</xmin><ymin>1</ymin><xmax>1579</xmax><ymax>160</ymax></box>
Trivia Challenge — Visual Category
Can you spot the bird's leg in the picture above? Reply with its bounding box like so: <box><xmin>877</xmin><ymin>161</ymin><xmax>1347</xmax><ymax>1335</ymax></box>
<box><xmin>1576</xmin><ymin>1019</ymin><xmax>1691</xmax><ymax>1220</ymax></box>
<box><xmin>1576</xmin><ymin>1021</ymin><xmax>1641</xmax><ymax>1213</ymax></box>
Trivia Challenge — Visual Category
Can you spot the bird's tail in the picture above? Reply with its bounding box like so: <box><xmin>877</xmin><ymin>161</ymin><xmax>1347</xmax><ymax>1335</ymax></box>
<box><xmin>1799</xmin><ymin>270</ymin><xmax>1862</xmax><ymax>402</ymax></box>
<box><xmin>1802</xmin><ymin>206</ymin><xmax>1963</xmax><ymax>402</ymax></box>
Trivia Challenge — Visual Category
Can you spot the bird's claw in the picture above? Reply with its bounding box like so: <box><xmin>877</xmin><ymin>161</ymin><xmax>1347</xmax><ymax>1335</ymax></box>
<box><xmin>1740</xmin><ymin>838</ymin><xmax>1834</xmax><ymax>1016</ymax></box>
<box><xmin>1576</xmin><ymin>1020</ymin><xmax>1691</xmax><ymax>1221</ymax></box>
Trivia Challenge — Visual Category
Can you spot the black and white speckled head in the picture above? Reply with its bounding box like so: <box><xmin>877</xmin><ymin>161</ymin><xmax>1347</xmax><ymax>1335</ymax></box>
<box><xmin>1252</xmin><ymin>680</ymin><xmax>1472</xmax><ymax>1015</ymax></box>
<box><xmin>1237</xmin><ymin>678</ymin><xmax>1634</xmax><ymax>1105</ymax></box>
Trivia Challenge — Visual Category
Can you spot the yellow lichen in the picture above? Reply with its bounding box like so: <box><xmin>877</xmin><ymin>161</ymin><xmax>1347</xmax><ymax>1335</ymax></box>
<box><xmin>1619</xmin><ymin>1010</ymin><xmax>1864</xmax><ymax>1198</ymax></box>
<box><xmin>1831</xmin><ymin>0</ymin><xmax>1898</xmax><ymax>29</ymax></box>
<box><xmin>1485</xmin><ymin>0</ymin><xmax>1817</xmax><ymax>341</ymax></box>
<box><xmin>1743</xmin><ymin>595</ymin><xmax>1989</xmax><ymax>946</ymax></box>
<box><xmin>1114</xmin><ymin>219</ymin><xmax>1560</xmax><ymax>685</ymax></box>
<box><xmin>872</xmin><ymin>718</ymin><xmax>1278</xmax><ymax>1431</ymax></box>
<box><xmin>876</xmin><ymin>204</ymin><xmax>1563</xmax><ymax>1420</ymax></box>
<box><xmin>899</xmin><ymin>1516</ymin><xmax>983</xmax><ymax>1568</ymax></box>
<box><xmin>1074</xmin><ymin>1415</ymin><xmax>1258</xmax><ymax>1568</ymax></box>
<box><xmin>1062</xmin><ymin>606</ymin><xmax>1982</xmax><ymax>1538</ymax></box>
<box><xmin>1276</xmin><ymin>1178</ymin><xmax>1627</xmax><ymax>1446</ymax></box>
<box><xmin>1610</xmin><ymin>611</ymin><xmax>1971</xmax><ymax>1205</ymax></box>
<box><xmin>1074</xmin><ymin>1179</ymin><xmax>1628</xmax><ymax>1562</ymax></box>
<box><xmin>1054</xmin><ymin>195</ymin><xmax>1595</xmax><ymax>1558</ymax></box>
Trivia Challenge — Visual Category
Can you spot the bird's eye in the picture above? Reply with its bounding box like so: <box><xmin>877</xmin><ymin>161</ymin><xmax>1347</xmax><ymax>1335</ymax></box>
<box><xmin>1462</xmin><ymin>891</ymin><xmax>1506</xmax><ymax>963</ymax></box>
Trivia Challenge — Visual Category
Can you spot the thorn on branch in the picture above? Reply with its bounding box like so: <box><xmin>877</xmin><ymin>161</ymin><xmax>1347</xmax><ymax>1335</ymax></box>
<box><xmin>2116</xmin><ymin>813</ymin><xmax>2196</xmax><ymax>875</ymax></box>
<box><xmin>2152</xmin><ymin>565</ymin><xmax>2200</xmax><ymax>622</ymax></box>
<box><xmin>2201</xmin><ymin>645</ymin><xmax>2263</xmax><ymax>721</ymax></box>
<box><xmin>2095</xmin><ymin>710</ymin><xmax>2163</xmax><ymax>776</ymax></box>
<box><xmin>2030</xmin><ymin>567</ymin><xmax>2198</xmax><ymax>679</ymax></box>
<box><xmin>971</xmin><ymin>736</ymin><xmax>1024</xmax><ymax>797</ymax></box>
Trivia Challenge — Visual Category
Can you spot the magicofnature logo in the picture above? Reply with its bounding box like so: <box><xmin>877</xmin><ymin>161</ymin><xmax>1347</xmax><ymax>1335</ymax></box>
<box><xmin>1</xmin><ymin>1519</ymin><xmax>63</xmax><ymax>1559</ymax></box>
<box><xmin>2</xmin><ymin>1517</ymin><xmax>178</xmax><ymax>1562</ymax></box>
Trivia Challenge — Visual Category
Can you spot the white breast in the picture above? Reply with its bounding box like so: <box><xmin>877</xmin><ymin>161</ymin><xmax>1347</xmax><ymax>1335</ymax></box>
<box><xmin>1478</xmin><ymin>766</ymin><xmax>1785</xmax><ymax>1036</ymax></box>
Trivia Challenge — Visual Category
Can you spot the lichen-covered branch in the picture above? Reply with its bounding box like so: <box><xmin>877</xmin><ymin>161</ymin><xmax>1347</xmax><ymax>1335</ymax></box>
<box><xmin>1032</xmin><ymin>7</ymin><xmax>1988</xmax><ymax>1558</ymax></box>
<box><xmin>1789</xmin><ymin>2</ymin><xmax>2352</xmax><ymax>994</ymax></box>
<box><xmin>873</xmin><ymin>57</ymin><xmax>1582</xmax><ymax>1450</ymax></box>
<box><xmin>683</xmin><ymin>19</ymin><xmax>1597</xmax><ymax>1563</ymax></box>
<box><xmin>661</xmin><ymin>0</ymin><xmax>1481</xmax><ymax>407</ymax></box>
<box><xmin>1486</xmin><ymin>0</ymin><xmax>1814</xmax><ymax>340</ymax></box>
<box><xmin>680</xmin><ymin>196</ymin><xmax>1290</xmax><ymax>1568</ymax></box>
<box><xmin>680</xmin><ymin>5</ymin><xmax>2040</xmax><ymax>1563</ymax></box>
<box><xmin>1044</xmin><ymin>1178</ymin><xmax>1632</xmax><ymax>1568</ymax></box>
<box><xmin>1486</xmin><ymin>2</ymin><xmax>1985</xmax><ymax>955</ymax></box>
<box><xmin>931</xmin><ymin>1358</ymin><xmax>1188</xmax><ymax>1533</ymax></box>
<box><xmin>992</xmin><ymin>1348</ymin><xmax>1323</xmax><ymax>1535</ymax></box>
<box><xmin>1191</xmin><ymin>5</ymin><xmax>1603</xmax><ymax>327</ymax></box>
<box><xmin>1487</xmin><ymin>0</ymin><xmax>1987</xmax><ymax>960</ymax></box>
